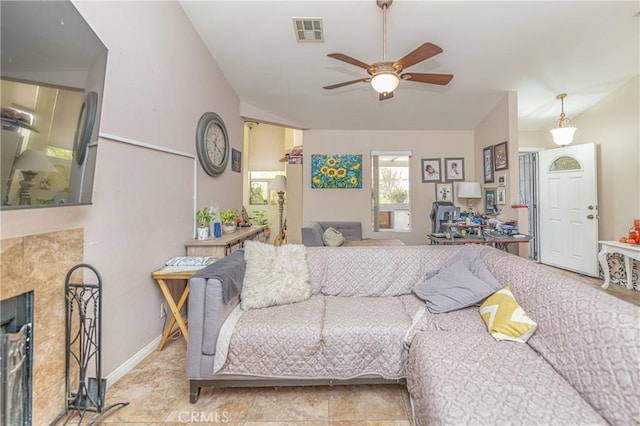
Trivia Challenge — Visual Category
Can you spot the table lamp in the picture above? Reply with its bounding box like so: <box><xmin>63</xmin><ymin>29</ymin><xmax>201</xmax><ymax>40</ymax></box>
<box><xmin>269</xmin><ymin>175</ymin><xmax>287</xmax><ymax>245</ymax></box>
<box><xmin>457</xmin><ymin>182</ymin><xmax>482</xmax><ymax>212</ymax></box>
<box><xmin>12</xmin><ymin>149</ymin><xmax>57</xmax><ymax>205</ymax></box>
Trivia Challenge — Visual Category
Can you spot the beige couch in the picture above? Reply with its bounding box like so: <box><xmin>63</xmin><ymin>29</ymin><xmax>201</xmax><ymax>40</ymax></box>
<box><xmin>405</xmin><ymin>247</ymin><xmax>639</xmax><ymax>425</ymax></box>
<box><xmin>186</xmin><ymin>245</ymin><xmax>639</xmax><ymax>425</ymax></box>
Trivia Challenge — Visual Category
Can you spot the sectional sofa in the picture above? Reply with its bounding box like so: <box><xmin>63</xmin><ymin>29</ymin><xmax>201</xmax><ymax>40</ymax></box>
<box><xmin>186</xmin><ymin>243</ymin><xmax>639</xmax><ymax>425</ymax></box>
<box><xmin>300</xmin><ymin>221</ymin><xmax>404</xmax><ymax>246</ymax></box>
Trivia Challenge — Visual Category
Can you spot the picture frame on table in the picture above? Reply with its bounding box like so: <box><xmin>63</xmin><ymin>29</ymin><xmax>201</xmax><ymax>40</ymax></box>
<box><xmin>497</xmin><ymin>173</ymin><xmax>507</xmax><ymax>187</ymax></box>
<box><xmin>421</xmin><ymin>158</ymin><xmax>442</xmax><ymax>182</ymax></box>
<box><xmin>483</xmin><ymin>146</ymin><xmax>494</xmax><ymax>183</ymax></box>
<box><xmin>444</xmin><ymin>157</ymin><xmax>465</xmax><ymax>182</ymax></box>
<box><xmin>435</xmin><ymin>183</ymin><xmax>454</xmax><ymax>202</ymax></box>
<box><xmin>496</xmin><ymin>187</ymin><xmax>507</xmax><ymax>205</ymax></box>
<box><xmin>493</xmin><ymin>141</ymin><xmax>509</xmax><ymax>171</ymax></box>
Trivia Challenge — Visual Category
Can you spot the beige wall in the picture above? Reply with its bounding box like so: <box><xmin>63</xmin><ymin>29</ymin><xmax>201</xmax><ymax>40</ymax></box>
<box><xmin>519</xmin><ymin>76</ymin><xmax>639</xmax><ymax>240</ymax></box>
<box><xmin>302</xmin><ymin>129</ymin><xmax>474</xmax><ymax>245</ymax></box>
<box><xmin>0</xmin><ymin>1</ymin><xmax>243</xmax><ymax>376</ymax></box>
<box><xmin>473</xmin><ymin>92</ymin><xmax>520</xmax><ymax>222</ymax></box>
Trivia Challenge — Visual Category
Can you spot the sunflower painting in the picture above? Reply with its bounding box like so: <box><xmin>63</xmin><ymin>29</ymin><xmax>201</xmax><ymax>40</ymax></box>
<box><xmin>311</xmin><ymin>154</ymin><xmax>362</xmax><ymax>189</ymax></box>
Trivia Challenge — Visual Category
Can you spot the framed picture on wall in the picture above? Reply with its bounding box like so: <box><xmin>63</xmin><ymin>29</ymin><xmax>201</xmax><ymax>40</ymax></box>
<box><xmin>444</xmin><ymin>157</ymin><xmax>465</xmax><ymax>182</ymax></box>
<box><xmin>483</xmin><ymin>146</ymin><xmax>494</xmax><ymax>183</ymax></box>
<box><xmin>421</xmin><ymin>158</ymin><xmax>441</xmax><ymax>182</ymax></box>
<box><xmin>231</xmin><ymin>149</ymin><xmax>241</xmax><ymax>172</ymax></box>
<box><xmin>493</xmin><ymin>141</ymin><xmax>509</xmax><ymax>171</ymax></box>
<box><xmin>435</xmin><ymin>183</ymin><xmax>454</xmax><ymax>202</ymax></box>
<box><xmin>497</xmin><ymin>187</ymin><xmax>507</xmax><ymax>205</ymax></box>
<box><xmin>497</xmin><ymin>173</ymin><xmax>507</xmax><ymax>187</ymax></box>
<box><xmin>485</xmin><ymin>188</ymin><xmax>498</xmax><ymax>214</ymax></box>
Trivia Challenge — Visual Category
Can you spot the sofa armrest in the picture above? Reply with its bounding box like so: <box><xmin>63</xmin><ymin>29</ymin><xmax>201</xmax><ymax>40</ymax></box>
<box><xmin>301</xmin><ymin>222</ymin><xmax>325</xmax><ymax>246</ymax></box>
<box><xmin>187</xmin><ymin>253</ymin><xmax>244</xmax><ymax>379</ymax></box>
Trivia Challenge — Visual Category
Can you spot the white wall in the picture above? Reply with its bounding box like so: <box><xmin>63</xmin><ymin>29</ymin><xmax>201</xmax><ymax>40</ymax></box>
<box><xmin>0</xmin><ymin>1</ymin><xmax>243</xmax><ymax>375</ymax></box>
<box><xmin>519</xmin><ymin>76</ymin><xmax>639</xmax><ymax>241</ymax></box>
<box><xmin>302</xmin><ymin>129</ymin><xmax>474</xmax><ymax>245</ymax></box>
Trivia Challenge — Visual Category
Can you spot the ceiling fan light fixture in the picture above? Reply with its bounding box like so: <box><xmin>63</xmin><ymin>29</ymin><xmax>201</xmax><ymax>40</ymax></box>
<box><xmin>550</xmin><ymin>93</ymin><xmax>577</xmax><ymax>146</ymax></box>
<box><xmin>370</xmin><ymin>72</ymin><xmax>399</xmax><ymax>94</ymax></box>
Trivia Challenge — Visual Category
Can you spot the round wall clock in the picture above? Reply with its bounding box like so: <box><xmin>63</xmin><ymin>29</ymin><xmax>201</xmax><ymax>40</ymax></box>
<box><xmin>196</xmin><ymin>112</ymin><xmax>229</xmax><ymax>176</ymax></box>
<box><xmin>73</xmin><ymin>91</ymin><xmax>98</xmax><ymax>165</ymax></box>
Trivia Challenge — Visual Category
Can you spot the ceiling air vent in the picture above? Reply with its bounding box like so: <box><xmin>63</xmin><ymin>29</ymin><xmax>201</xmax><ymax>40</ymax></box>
<box><xmin>292</xmin><ymin>18</ymin><xmax>323</xmax><ymax>42</ymax></box>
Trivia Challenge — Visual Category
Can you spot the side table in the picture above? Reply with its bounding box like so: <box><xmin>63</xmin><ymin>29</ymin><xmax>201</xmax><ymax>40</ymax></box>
<box><xmin>598</xmin><ymin>240</ymin><xmax>640</xmax><ymax>290</ymax></box>
<box><xmin>151</xmin><ymin>267</ymin><xmax>200</xmax><ymax>350</ymax></box>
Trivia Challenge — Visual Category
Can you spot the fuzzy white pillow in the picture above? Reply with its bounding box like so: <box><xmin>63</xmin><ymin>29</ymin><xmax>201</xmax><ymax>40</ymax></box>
<box><xmin>241</xmin><ymin>241</ymin><xmax>311</xmax><ymax>310</ymax></box>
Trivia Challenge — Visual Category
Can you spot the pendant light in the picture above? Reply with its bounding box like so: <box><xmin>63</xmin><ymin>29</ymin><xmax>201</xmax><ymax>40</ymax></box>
<box><xmin>550</xmin><ymin>93</ymin><xmax>577</xmax><ymax>146</ymax></box>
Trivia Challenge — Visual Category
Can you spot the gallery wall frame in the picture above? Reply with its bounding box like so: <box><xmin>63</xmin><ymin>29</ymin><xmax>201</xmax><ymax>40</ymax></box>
<box><xmin>496</xmin><ymin>173</ymin><xmax>507</xmax><ymax>187</ymax></box>
<box><xmin>435</xmin><ymin>182</ymin><xmax>454</xmax><ymax>202</ymax></box>
<box><xmin>444</xmin><ymin>157</ymin><xmax>465</xmax><ymax>182</ymax></box>
<box><xmin>497</xmin><ymin>187</ymin><xmax>507</xmax><ymax>205</ymax></box>
<box><xmin>421</xmin><ymin>158</ymin><xmax>442</xmax><ymax>182</ymax></box>
<box><xmin>231</xmin><ymin>148</ymin><xmax>241</xmax><ymax>172</ymax></box>
<box><xmin>483</xmin><ymin>146</ymin><xmax>494</xmax><ymax>183</ymax></box>
<box><xmin>485</xmin><ymin>188</ymin><xmax>498</xmax><ymax>214</ymax></box>
<box><xmin>494</xmin><ymin>141</ymin><xmax>509</xmax><ymax>171</ymax></box>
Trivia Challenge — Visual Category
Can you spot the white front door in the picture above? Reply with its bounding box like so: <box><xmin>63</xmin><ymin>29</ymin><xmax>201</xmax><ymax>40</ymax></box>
<box><xmin>538</xmin><ymin>143</ymin><xmax>599</xmax><ymax>276</ymax></box>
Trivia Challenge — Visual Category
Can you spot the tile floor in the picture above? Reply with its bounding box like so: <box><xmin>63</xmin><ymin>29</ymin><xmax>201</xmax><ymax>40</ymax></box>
<box><xmin>62</xmin><ymin>265</ymin><xmax>638</xmax><ymax>425</ymax></box>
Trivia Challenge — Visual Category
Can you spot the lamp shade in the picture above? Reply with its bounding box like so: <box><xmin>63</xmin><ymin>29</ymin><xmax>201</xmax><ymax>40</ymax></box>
<box><xmin>370</xmin><ymin>72</ymin><xmax>399</xmax><ymax>94</ymax></box>
<box><xmin>269</xmin><ymin>175</ymin><xmax>287</xmax><ymax>192</ymax></box>
<box><xmin>550</xmin><ymin>127</ymin><xmax>577</xmax><ymax>146</ymax></box>
<box><xmin>458</xmin><ymin>182</ymin><xmax>482</xmax><ymax>199</ymax></box>
<box><xmin>13</xmin><ymin>149</ymin><xmax>57</xmax><ymax>172</ymax></box>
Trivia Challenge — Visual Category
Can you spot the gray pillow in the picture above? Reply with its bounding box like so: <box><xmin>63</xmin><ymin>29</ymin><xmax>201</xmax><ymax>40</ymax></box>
<box><xmin>425</xmin><ymin>246</ymin><xmax>500</xmax><ymax>287</ymax></box>
<box><xmin>413</xmin><ymin>259</ymin><xmax>502</xmax><ymax>314</ymax></box>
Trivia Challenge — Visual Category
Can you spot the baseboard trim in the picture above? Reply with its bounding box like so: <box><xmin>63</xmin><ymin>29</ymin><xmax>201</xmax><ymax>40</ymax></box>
<box><xmin>106</xmin><ymin>335</ymin><xmax>161</xmax><ymax>387</ymax></box>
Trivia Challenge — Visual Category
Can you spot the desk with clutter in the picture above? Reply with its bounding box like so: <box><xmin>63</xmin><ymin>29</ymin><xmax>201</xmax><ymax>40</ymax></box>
<box><xmin>428</xmin><ymin>202</ymin><xmax>532</xmax><ymax>252</ymax></box>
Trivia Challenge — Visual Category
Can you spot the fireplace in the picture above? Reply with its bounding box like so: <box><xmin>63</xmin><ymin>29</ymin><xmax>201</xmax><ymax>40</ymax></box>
<box><xmin>0</xmin><ymin>291</ymin><xmax>33</xmax><ymax>426</ymax></box>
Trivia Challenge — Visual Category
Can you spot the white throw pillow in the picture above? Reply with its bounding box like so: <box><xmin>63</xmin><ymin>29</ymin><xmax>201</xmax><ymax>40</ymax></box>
<box><xmin>241</xmin><ymin>241</ymin><xmax>311</xmax><ymax>310</ymax></box>
<box><xmin>322</xmin><ymin>227</ymin><xmax>345</xmax><ymax>247</ymax></box>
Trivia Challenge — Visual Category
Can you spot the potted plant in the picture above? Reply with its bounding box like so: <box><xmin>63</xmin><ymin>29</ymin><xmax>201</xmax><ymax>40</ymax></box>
<box><xmin>250</xmin><ymin>210</ymin><xmax>271</xmax><ymax>239</ymax></box>
<box><xmin>220</xmin><ymin>208</ymin><xmax>239</xmax><ymax>233</ymax></box>
<box><xmin>195</xmin><ymin>207</ymin><xmax>213</xmax><ymax>240</ymax></box>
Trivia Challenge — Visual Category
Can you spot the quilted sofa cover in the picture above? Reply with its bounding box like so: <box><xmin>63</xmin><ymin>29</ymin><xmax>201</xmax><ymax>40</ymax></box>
<box><xmin>405</xmin><ymin>247</ymin><xmax>640</xmax><ymax>426</ymax></box>
<box><xmin>187</xmin><ymin>245</ymin><xmax>460</xmax><ymax>401</ymax></box>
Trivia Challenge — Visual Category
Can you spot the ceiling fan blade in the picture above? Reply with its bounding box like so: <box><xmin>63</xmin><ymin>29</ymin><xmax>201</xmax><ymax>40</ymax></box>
<box><xmin>401</xmin><ymin>73</ymin><xmax>453</xmax><ymax>85</ymax></box>
<box><xmin>327</xmin><ymin>53</ymin><xmax>372</xmax><ymax>70</ymax></box>
<box><xmin>379</xmin><ymin>91</ymin><xmax>394</xmax><ymax>101</ymax></box>
<box><xmin>323</xmin><ymin>78</ymin><xmax>369</xmax><ymax>90</ymax></box>
<box><xmin>394</xmin><ymin>42</ymin><xmax>443</xmax><ymax>71</ymax></box>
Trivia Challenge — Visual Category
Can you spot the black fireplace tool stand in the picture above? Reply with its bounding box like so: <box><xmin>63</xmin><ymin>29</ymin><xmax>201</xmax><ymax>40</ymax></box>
<box><xmin>51</xmin><ymin>264</ymin><xmax>128</xmax><ymax>425</ymax></box>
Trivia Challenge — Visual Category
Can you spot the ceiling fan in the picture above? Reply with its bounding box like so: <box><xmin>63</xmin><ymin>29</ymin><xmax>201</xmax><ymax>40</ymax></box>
<box><xmin>323</xmin><ymin>0</ymin><xmax>453</xmax><ymax>101</ymax></box>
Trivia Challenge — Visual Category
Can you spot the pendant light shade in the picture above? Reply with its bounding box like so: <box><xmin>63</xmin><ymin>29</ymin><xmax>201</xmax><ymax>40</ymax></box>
<box><xmin>550</xmin><ymin>93</ymin><xmax>577</xmax><ymax>146</ymax></box>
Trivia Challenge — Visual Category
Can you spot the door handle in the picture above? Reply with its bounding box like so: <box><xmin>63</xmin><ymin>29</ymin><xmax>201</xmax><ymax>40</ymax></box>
<box><xmin>587</xmin><ymin>214</ymin><xmax>596</xmax><ymax>220</ymax></box>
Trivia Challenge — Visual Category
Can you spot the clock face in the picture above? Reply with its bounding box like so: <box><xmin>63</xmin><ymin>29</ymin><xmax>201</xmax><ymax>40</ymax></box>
<box><xmin>196</xmin><ymin>112</ymin><xmax>228</xmax><ymax>176</ymax></box>
<box><xmin>205</xmin><ymin>123</ymin><xmax>226</xmax><ymax>166</ymax></box>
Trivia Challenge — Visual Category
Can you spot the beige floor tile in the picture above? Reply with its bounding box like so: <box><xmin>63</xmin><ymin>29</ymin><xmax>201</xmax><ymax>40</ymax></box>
<box><xmin>330</xmin><ymin>421</ymin><xmax>410</xmax><ymax>426</ymax></box>
<box><xmin>164</xmin><ymin>387</ymin><xmax>259</xmax><ymax>423</ymax></box>
<box><xmin>246</xmin><ymin>386</ymin><xmax>330</xmax><ymax>421</ymax></box>
<box><xmin>329</xmin><ymin>385</ymin><xmax>407</xmax><ymax>421</ymax></box>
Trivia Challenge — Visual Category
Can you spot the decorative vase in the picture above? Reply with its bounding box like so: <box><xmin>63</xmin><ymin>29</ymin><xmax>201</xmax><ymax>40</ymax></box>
<box><xmin>197</xmin><ymin>227</ymin><xmax>209</xmax><ymax>240</ymax></box>
<box><xmin>223</xmin><ymin>223</ymin><xmax>236</xmax><ymax>234</ymax></box>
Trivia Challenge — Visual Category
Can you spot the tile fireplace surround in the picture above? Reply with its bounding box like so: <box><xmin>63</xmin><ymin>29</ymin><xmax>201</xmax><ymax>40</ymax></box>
<box><xmin>1</xmin><ymin>228</ymin><xmax>83</xmax><ymax>425</ymax></box>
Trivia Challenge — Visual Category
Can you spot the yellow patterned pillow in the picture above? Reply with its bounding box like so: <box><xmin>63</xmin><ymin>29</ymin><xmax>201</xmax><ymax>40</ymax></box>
<box><xmin>479</xmin><ymin>286</ymin><xmax>537</xmax><ymax>343</ymax></box>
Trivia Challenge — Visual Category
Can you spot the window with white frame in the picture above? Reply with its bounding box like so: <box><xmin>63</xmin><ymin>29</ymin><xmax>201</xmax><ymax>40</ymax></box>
<box><xmin>371</xmin><ymin>151</ymin><xmax>411</xmax><ymax>232</ymax></box>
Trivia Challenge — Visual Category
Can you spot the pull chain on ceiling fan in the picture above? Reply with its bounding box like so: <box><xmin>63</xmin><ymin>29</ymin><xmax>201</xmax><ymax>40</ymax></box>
<box><xmin>323</xmin><ymin>0</ymin><xmax>453</xmax><ymax>101</ymax></box>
